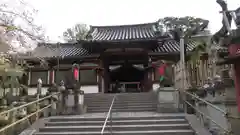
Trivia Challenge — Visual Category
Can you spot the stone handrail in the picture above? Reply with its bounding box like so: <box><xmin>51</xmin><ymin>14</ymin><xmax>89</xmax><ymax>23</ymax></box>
<box><xmin>0</xmin><ymin>92</ymin><xmax>60</xmax><ymax>134</ymax></box>
<box><xmin>156</xmin><ymin>88</ymin><xmax>231</xmax><ymax>134</ymax></box>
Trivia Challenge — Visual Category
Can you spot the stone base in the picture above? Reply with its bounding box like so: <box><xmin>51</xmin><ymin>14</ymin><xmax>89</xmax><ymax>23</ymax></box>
<box><xmin>76</xmin><ymin>104</ymin><xmax>86</xmax><ymax>114</ymax></box>
<box><xmin>157</xmin><ymin>104</ymin><xmax>180</xmax><ymax>113</ymax></box>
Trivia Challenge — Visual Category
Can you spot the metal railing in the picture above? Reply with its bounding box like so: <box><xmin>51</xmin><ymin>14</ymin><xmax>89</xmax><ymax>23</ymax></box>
<box><xmin>178</xmin><ymin>90</ymin><xmax>231</xmax><ymax>134</ymax></box>
<box><xmin>101</xmin><ymin>95</ymin><xmax>116</xmax><ymax>135</ymax></box>
<box><xmin>0</xmin><ymin>92</ymin><xmax>60</xmax><ymax>134</ymax></box>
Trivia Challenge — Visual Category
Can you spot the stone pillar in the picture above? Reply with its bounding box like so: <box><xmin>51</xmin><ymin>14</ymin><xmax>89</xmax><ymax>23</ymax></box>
<box><xmin>59</xmin><ymin>82</ymin><xmax>67</xmax><ymax>114</ymax></box>
<box><xmin>74</xmin><ymin>90</ymin><xmax>85</xmax><ymax>114</ymax></box>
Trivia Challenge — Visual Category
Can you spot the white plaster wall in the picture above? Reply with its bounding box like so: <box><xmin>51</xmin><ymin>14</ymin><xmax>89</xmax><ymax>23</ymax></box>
<box><xmin>81</xmin><ymin>85</ymin><xmax>98</xmax><ymax>93</ymax></box>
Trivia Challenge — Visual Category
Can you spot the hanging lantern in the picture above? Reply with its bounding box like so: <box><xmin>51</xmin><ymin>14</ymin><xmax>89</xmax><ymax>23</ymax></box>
<box><xmin>72</xmin><ymin>64</ymin><xmax>79</xmax><ymax>81</ymax></box>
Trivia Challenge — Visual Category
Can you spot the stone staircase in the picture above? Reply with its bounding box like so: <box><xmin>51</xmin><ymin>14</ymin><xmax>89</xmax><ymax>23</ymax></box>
<box><xmin>33</xmin><ymin>92</ymin><xmax>198</xmax><ymax>135</ymax></box>
<box><xmin>84</xmin><ymin>92</ymin><xmax>157</xmax><ymax>113</ymax></box>
<box><xmin>34</xmin><ymin>112</ymin><xmax>194</xmax><ymax>135</ymax></box>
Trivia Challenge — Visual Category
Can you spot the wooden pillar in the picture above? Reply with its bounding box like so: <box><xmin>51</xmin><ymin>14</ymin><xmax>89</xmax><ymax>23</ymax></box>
<box><xmin>48</xmin><ymin>67</ymin><xmax>55</xmax><ymax>84</ymax></box>
<box><xmin>97</xmin><ymin>70</ymin><xmax>101</xmax><ymax>93</ymax></box>
<box><xmin>148</xmin><ymin>68</ymin><xmax>153</xmax><ymax>91</ymax></box>
<box><xmin>103</xmin><ymin>61</ymin><xmax>110</xmax><ymax>93</ymax></box>
<box><xmin>99</xmin><ymin>60</ymin><xmax>104</xmax><ymax>93</ymax></box>
<box><xmin>143</xmin><ymin>63</ymin><xmax>152</xmax><ymax>92</ymax></box>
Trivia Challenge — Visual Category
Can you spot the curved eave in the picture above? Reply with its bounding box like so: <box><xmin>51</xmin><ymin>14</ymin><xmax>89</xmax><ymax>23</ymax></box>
<box><xmin>216</xmin><ymin>54</ymin><xmax>240</xmax><ymax>65</ymax></box>
<box><xmin>148</xmin><ymin>52</ymin><xmax>179</xmax><ymax>56</ymax></box>
<box><xmin>23</xmin><ymin>54</ymin><xmax>100</xmax><ymax>64</ymax></box>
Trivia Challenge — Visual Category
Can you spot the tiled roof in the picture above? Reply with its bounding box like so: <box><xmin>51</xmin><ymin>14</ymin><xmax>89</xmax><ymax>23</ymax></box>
<box><xmin>21</xmin><ymin>43</ymin><xmax>90</xmax><ymax>59</ymax></box>
<box><xmin>211</xmin><ymin>44</ymin><xmax>228</xmax><ymax>53</ymax></box>
<box><xmin>87</xmin><ymin>23</ymin><xmax>160</xmax><ymax>41</ymax></box>
<box><xmin>152</xmin><ymin>40</ymin><xmax>198</xmax><ymax>53</ymax></box>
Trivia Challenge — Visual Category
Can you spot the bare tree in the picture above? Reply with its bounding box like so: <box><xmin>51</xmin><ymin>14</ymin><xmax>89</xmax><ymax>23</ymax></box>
<box><xmin>0</xmin><ymin>0</ymin><xmax>47</xmax><ymax>53</ymax></box>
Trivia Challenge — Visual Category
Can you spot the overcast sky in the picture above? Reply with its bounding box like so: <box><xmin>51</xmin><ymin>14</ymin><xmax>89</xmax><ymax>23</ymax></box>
<box><xmin>28</xmin><ymin>0</ymin><xmax>240</xmax><ymax>42</ymax></box>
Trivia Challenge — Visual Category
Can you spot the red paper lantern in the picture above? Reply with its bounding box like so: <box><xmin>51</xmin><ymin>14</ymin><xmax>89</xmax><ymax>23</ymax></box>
<box><xmin>73</xmin><ymin>68</ymin><xmax>79</xmax><ymax>80</ymax></box>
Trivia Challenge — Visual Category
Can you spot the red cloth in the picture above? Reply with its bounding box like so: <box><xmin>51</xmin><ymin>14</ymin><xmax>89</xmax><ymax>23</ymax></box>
<box><xmin>73</xmin><ymin>68</ymin><xmax>79</xmax><ymax>80</ymax></box>
<box><xmin>158</xmin><ymin>64</ymin><xmax>167</xmax><ymax>75</ymax></box>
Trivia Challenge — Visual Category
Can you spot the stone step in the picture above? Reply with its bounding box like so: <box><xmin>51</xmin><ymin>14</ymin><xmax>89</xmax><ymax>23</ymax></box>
<box><xmin>86</xmin><ymin>103</ymin><xmax>156</xmax><ymax>107</ymax></box>
<box><xmin>84</xmin><ymin>95</ymin><xmax>155</xmax><ymax>99</ymax></box>
<box><xmin>85</xmin><ymin>100</ymin><xmax>156</xmax><ymax>104</ymax></box>
<box><xmin>87</xmin><ymin>108</ymin><xmax>157</xmax><ymax>113</ymax></box>
<box><xmin>49</xmin><ymin>115</ymin><xmax>186</xmax><ymax>122</ymax></box>
<box><xmin>117</xmin><ymin>95</ymin><xmax>155</xmax><ymax>98</ymax></box>
<box><xmin>85</xmin><ymin>97</ymin><xmax>155</xmax><ymax>101</ymax></box>
<box><xmin>87</xmin><ymin>105</ymin><xmax>157</xmax><ymax>110</ymax></box>
<box><xmin>35</xmin><ymin>130</ymin><xmax>194</xmax><ymax>135</ymax></box>
<box><xmin>85</xmin><ymin>103</ymin><xmax>156</xmax><ymax>107</ymax></box>
<box><xmin>45</xmin><ymin>119</ymin><xmax>188</xmax><ymax>126</ymax></box>
<box><xmin>85</xmin><ymin>99</ymin><xmax>156</xmax><ymax>103</ymax></box>
<box><xmin>85</xmin><ymin>101</ymin><xmax>156</xmax><ymax>104</ymax></box>
<box><xmin>39</xmin><ymin>124</ymin><xmax>191</xmax><ymax>132</ymax></box>
<box><xmin>85</xmin><ymin>94</ymin><xmax>154</xmax><ymax>97</ymax></box>
<box><xmin>85</xmin><ymin>92</ymin><xmax>153</xmax><ymax>96</ymax></box>
<box><xmin>84</xmin><ymin>94</ymin><xmax>154</xmax><ymax>97</ymax></box>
